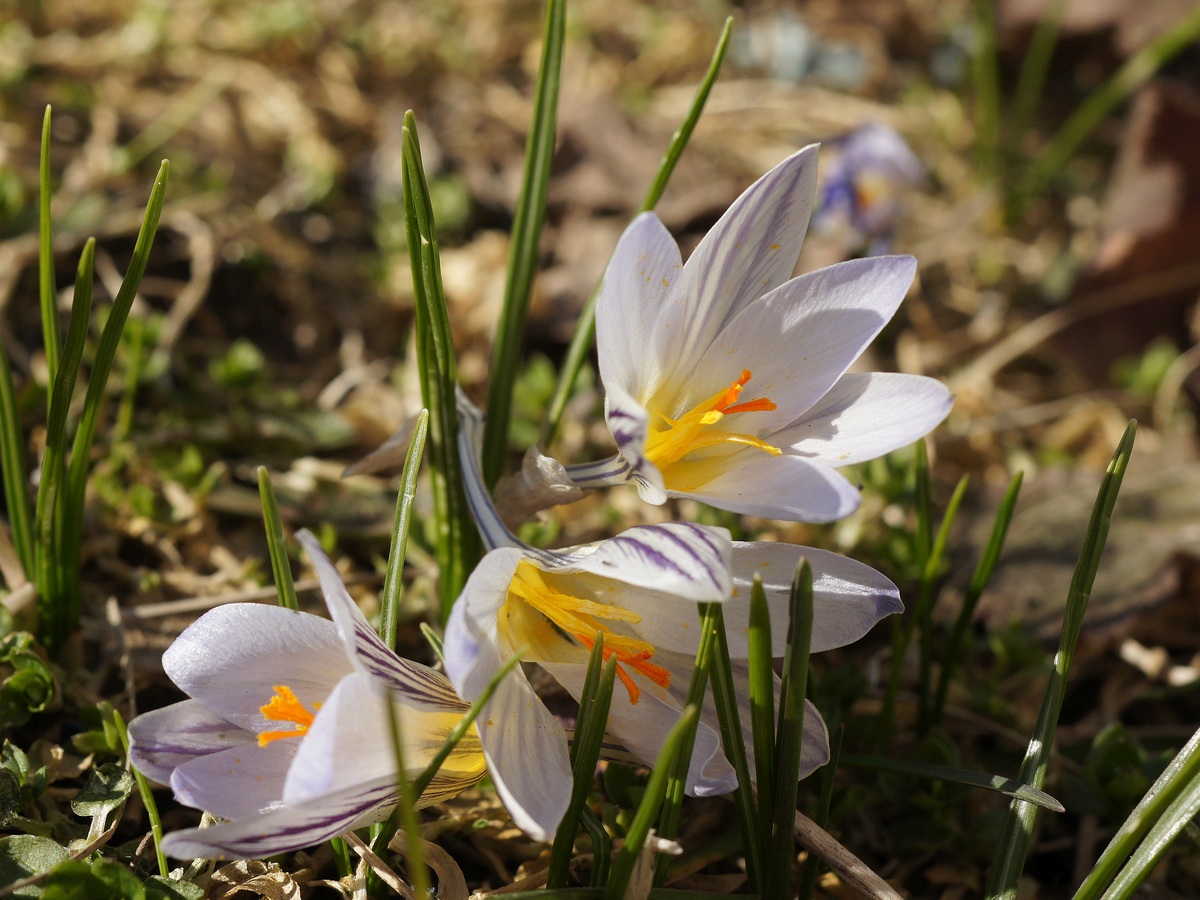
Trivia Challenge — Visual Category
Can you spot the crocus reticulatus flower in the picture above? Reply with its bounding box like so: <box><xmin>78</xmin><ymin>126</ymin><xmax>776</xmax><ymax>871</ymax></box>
<box><xmin>445</xmin><ymin>395</ymin><xmax>902</xmax><ymax>840</ymax></box>
<box><xmin>129</xmin><ymin>531</ymin><xmax>485</xmax><ymax>860</ymax></box>
<box><xmin>813</xmin><ymin>121</ymin><xmax>925</xmax><ymax>255</ymax></box>
<box><xmin>566</xmin><ymin>144</ymin><xmax>951</xmax><ymax>522</ymax></box>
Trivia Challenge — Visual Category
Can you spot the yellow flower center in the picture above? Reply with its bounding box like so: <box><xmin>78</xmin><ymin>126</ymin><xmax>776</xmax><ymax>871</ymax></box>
<box><xmin>643</xmin><ymin>369</ymin><xmax>781</xmax><ymax>491</ymax></box>
<box><xmin>257</xmin><ymin>685</ymin><xmax>320</xmax><ymax>747</ymax></box>
<box><xmin>507</xmin><ymin>561</ymin><xmax>670</xmax><ymax>705</ymax></box>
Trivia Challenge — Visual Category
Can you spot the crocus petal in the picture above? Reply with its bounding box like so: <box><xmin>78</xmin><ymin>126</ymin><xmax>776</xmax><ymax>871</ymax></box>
<box><xmin>160</xmin><ymin>776</ymin><xmax>398</xmax><ymax>860</ymax></box>
<box><xmin>128</xmin><ymin>700</ymin><xmax>254</xmax><ymax>786</ymax></box>
<box><xmin>163</xmin><ymin>604</ymin><xmax>351</xmax><ymax>731</ymax></box>
<box><xmin>603</xmin><ymin>381</ymin><xmax>665</xmax><ymax>505</ymax></box>
<box><xmin>297</xmin><ymin>530</ymin><xmax>468</xmax><ymax>711</ymax></box>
<box><xmin>444</xmin><ymin>552</ymin><xmax>573</xmax><ymax>841</ymax></box>
<box><xmin>772</xmin><ymin>372</ymin><xmax>954</xmax><ymax>466</ymax></box>
<box><xmin>543</xmin><ymin>661</ymin><xmax>737</xmax><ymax>797</ymax></box>
<box><xmin>656</xmin><ymin>146</ymin><xmax>820</xmax><ymax>386</ymax></box>
<box><xmin>677</xmin><ymin>451</ymin><xmax>862</xmax><ymax>522</ymax></box>
<box><xmin>169</xmin><ymin>738</ymin><xmax>297</xmax><ymax>820</ymax></box>
<box><xmin>596</xmin><ymin>213</ymin><xmax>684</xmax><ymax>402</ymax></box>
<box><xmin>672</xmin><ymin>256</ymin><xmax>917</xmax><ymax>426</ymax></box>
<box><xmin>553</xmin><ymin>522</ymin><xmax>732</xmax><ymax>604</ymax></box>
<box><xmin>724</xmin><ymin>543</ymin><xmax>902</xmax><ymax>656</ymax></box>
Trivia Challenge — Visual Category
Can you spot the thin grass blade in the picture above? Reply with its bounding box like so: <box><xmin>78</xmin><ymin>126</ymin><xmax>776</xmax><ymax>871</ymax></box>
<box><xmin>917</xmin><ymin>473</ymin><xmax>969</xmax><ymax>732</ymax></box>
<box><xmin>1006</xmin><ymin>0</ymin><xmax>1064</xmax><ymax>196</ymax></box>
<box><xmin>34</xmin><ymin>239</ymin><xmax>93</xmax><ymax>649</ymax></box>
<box><xmin>38</xmin><ymin>107</ymin><xmax>60</xmax><ymax>385</ymax></box>
<box><xmin>707</xmin><ymin>603</ymin><xmax>763</xmax><ymax>890</ymax></box>
<box><xmin>548</xmin><ymin>639</ymin><xmax>617</xmax><ymax>889</ymax></box>
<box><xmin>0</xmin><ymin>341</ymin><xmax>33</xmax><ymax>579</ymax></box>
<box><xmin>970</xmin><ymin>0</ymin><xmax>1002</xmax><ymax>179</ymax></box>
<box><xmin>113</xmin><ymin>708</ymin><xmax>167</xmax><ymax>879</ymax></box>
<box><xmin>482</xmin><ymin>0</ymin><xmax>565</xmax><ymax>484</ymax></box>
<box><xmin>765</xmin><ymin>558</ymin><xmax>814</xmax><ymax>900</ymax></box>
<box><xmin>402</xmin><ymin>114</ymin><xmax>477</xmax><ymax>621</ymax></box>
<box><xmin>540</xmin><ymin>17</ymin><xmax>734</xmax><ymax>447</ymax></box>
<box><xmin>842</xmin><ymin>754</ymin><xmax>1064</xmax><ymax>811</ymax></box>
<box><xmin>257</xmin><ymin>467</ymin><xmax>298</xmax><ymax>611</ymax></box>
<box><xmin>62</xmin><ymin>161</ymin><xmax>169</xmax><ymax>630</ymax></box>
<box><xmin>798</xmin><ymin>724</ymin><xmax>843</xmax><ymax>900</ymax></box>
<box><xmin>379</xmin><ymin>409</ymin><xmax>428</xmax><ymax>649</ymax></box>
<box><xmin>1072</xmin><ymin>725</ymin><xmax>1200</xmax><ymax>900</ymax></box>
<box><xmin>747</xmin><ymin>573</ymin><xmax>776</xmax><ymax>856</ymax></box>
<box><xmin>985</xmin><ymin>421</ymin><xmax>1137</xmax><ymax>900</ymax></box>
<box><xmin>604</xmin><ymin>705</ymin><xmax>700</xmax><ymax>900</ymax></box>
<box><xmin>581</xmin><ymin>806</ymin><xmax>611</xmax><ymax>886</ymax></box>
<box><xmin>384</xmin><ymin>691</ymin><xmax>429</xmax><ymax>898</ymax></box>
<box><xmin>934</xmin><ymin>470</ymin><xmax>1023</xmax><ymax>726</ymax></box>
<box><xmin>655</xmin><ymin>602</ymin><xmax>720</xmax><ymax>884</ymax></box>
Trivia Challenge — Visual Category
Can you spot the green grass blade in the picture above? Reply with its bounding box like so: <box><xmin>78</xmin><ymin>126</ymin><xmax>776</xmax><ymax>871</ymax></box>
<box><xmin>604</xmin><ymin>705</ymin><xmax>700</xmax><ymax>900</ymax></box>
<box><xmin>34</xmin><ymin>238</ymin><xmax>93</xmax><ymax>646</ymax></box>
<box><xmin>1072</xmin><ymin>725</ymin><xmax>1200</xmax><ymax>900</ymax></box>
<box><xmin>0</xmin><ymin>341</ymin><xmax>33</xmax><ymax>578</ymax></box>
<box><xmin>1006</xmin><ymin>0</ymin><xmax>1064</xmax><ymax>190</ymax></box>
<box><xmin>1015</xmin><ymin>6</ymin><xmax>1200</xmax><ymax>213</ymax></box>
<box><xmin>113</xmin><ymin>315</ymin><xmax>146</xmax><ymax>442</ymax></box>
<box><xmin>401</xmin><ymin>113</ymin><xmax>478</xmax><ymax>621</ymax></box>
<box><xmin>933</xmin><ymin>470</ymin><xmax>1023</xmax><ymax>726</ymax></box>
<box><xmin>747</xmin><ymin>574</ymin><xmax>776</xmax><ymax>855</ymax></box>
<box><xmin>39</xmin><ymin>106</ymin><xmax>60</xmax><ymax>385</ymax></box>
<box><xmin>113</xmin><ymin>709</ymin><xmax>168</xmax><ymax>880</ymax></box>
<box><xmin>482</xmin><ymin>0</ymin><xmax>565</xmax><ymax>485</ymax></box>
<box><xmin>765</xmin><ymin>558</ymin><xmax>813</xmax><ymax>900</ymax></box>
<box><xmin>540</xmin><ymin>17</ymin><xmax>733</xmax><ymax>448</ymax></box>
<box><xmin>985</xmin><ymin>421</ymin><xmax>1137</xmax><ymax>900</ymax></box>
<box><xmin>62</xmin><ymin>161</ymin><xmax>169</xmax><ymax>629</ymax></box>
<box><xmin>707</xmin><ymin>603</ymin><xmax>763</xmax><ymax>890</ymax></box>
<box><xmin>548</xmin><ymin>639</ymin><xmax>617</xmax><ymax>889</ymax></box>
<box><xmin>970</xmin><ymin>0</ymin><xmax>1002</xmax><ymax>180</ymax></box>
<box><xmin>379</xmin><ymin>409</ymin><xmax>428</xmax><ymax>650</ymax></box>
<box><xmin>257</xmin><ymin>466</ymin><xmax>298</xmax><ymax>611</ymax></box>
<box><xmin>842</xmin><ymin>754</ymin><xmax>1064</xmax><ymax>811</ymax></box>
<box><xmin>655</xmin><ymin>602</ymin><xmax>720</xmax><ymax>883</ymax></box>
<box><xmin>798</xmin><ymin>724</ymin><xmax>843</xmax><ymax>900</ymax></box>
<box><xmin>917</xmin><ymin>473</ymin><xmax>969</xmax><ymax>732</ymax></box>
<box><xmin>580</xmin><ymin>806</ymin><xmax>611</xmax><ymax>886</ymax></box>
<box><xmin>383</xmin><ymin>691</ymin><xmax>429</xmax><ymax>898</ymax></box>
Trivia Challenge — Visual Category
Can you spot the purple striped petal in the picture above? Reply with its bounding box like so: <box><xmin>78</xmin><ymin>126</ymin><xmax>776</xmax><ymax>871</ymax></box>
<box><xmin>128</xmin><ymin>700</ymin><xmax>253</xmax><ymax>786</ymax></box>
<box><xmin>160</xmin><ymin>776</ymin><xmax>398</xmax><ymax>860</ymax></box>
<box><xmin>296</xmin><ymin>530</ymin><xmax>467</xmax><ymax>711</ymax></box>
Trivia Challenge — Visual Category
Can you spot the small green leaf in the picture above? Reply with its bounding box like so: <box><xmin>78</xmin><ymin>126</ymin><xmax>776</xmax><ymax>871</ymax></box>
<box><xmin>41</xmin><ymin>858</ymin><xmax>145</xmax><ymax>900</ymax></box>
<box><xmin>143</xmin><ymin>876</ymin><xmax>204</xmax><ymax>900</ymax></box>
<box><xmin>0</xmin><ymin>834</ymin><xmax>69</xmax><ymax>898</ymax></box>
<box><xmin>257</xmin><ymin>467</ymin><xmax>298</xmax><ymax>611</ymax></box>
<box><xmin>70</xmin><ymin>762</ymin><xmax>134</xmax><ymax>839</ymax></box>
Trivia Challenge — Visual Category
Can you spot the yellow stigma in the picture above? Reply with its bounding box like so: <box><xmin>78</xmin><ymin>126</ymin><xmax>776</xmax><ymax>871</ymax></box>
<box><xmin>507</xmin><ymin>562</ymin><xmax>670</xmax><ymax>705</ymax></box>
<box><xmin>257</xmin><ymin>685</ymin><xmax>320</xmax><ymax>747</ymax></box>
<box><xmin>643</xmin><ymin>369</ymin><xmax>781</xmax><ymax>491</ymax></box>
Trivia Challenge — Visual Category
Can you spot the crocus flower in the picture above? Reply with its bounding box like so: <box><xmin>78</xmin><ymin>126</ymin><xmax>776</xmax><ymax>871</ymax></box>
<box><xmin>812</xmin><ymin>121</ymin><xmax>925</xmax><ymax>255</ymax></box>
<box><xmin>128</xmin><ymin>531</ymin><xmax>486</xmax><ymax>860</ymax></box>
<box><xmin>567</xmin><ymin>144</ymin><xmax>952</xmax><ymax>522</ymax></box>
<box><xmin>445</xmin><ymin>395</ymin><xmax>902</xmax><ymax>840</ymax></box>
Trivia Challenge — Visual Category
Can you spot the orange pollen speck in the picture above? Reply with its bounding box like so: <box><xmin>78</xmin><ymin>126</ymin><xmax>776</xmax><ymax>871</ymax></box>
<box><xmin>257</xmin><ymin>685</ymin><xmax>320</xmax><ymax>747</ymax></box>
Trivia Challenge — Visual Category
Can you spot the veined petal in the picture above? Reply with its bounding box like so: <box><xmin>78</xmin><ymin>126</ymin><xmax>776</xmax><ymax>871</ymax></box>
<box><xmin>444</xmin><ymin>556</ymin><xmax>573</xmax><ymax>841</ymax></box>
<box><xmin>169</xmin><ymin>738</ymin><xmax>297</xmax><ymax>820</ymax></box>
<box><xmin>160</xmin><ymin>776</ymin><xmax>398</xmax><ymax>860</ymax></box>
<box><xmin>675</xmin><ymin>451</ymin><xmax>862</xmax><ymax>522</ymax></box>
<box><xmin>772</xmin><ymin>372</ymin><xmax>954</xmax><ymax>466</ymax></box>
<box><xmin>297</xmin><ymin>530</ymin><xmax>466</xmax><ymax>711</ymax></box>
<box><xmin>596</xmin><ymin>213</ymin><xmax>684</xmax><ymax>402</ymax></box>
<box><xmin>282</xmin><ymin>672</ymin><xmax>482</xmax><ymax>808</ymax></box>
<box><xmin>657</xmin><ymin>146</ymin><xmax>820</xmax><ymax>388</ymax></box>
<box><xmin>671</xmin><ymin>256</ymin><xmax>917</xmax><ymax>426</ymax></box>
<box><xmin>603</xmin><ymin>382</ymin><xmax>666</xmax><ymax>505</ymax></box>
<box><xmin>163</xmin><ymin>604</ymin><xmax>351</xmax><ymax>731</ymax></box>
<box><xmin>726</xmin><ymin>543</ymin><xmax>902</xmax><ymax>656</ymax></box>
<box><xmin>555</xmin><ymin>522</ymin><xmax>732</xmax><ymax>604</ymax></box>
<box><xmin>544</xmin><ymin>660</ymin><xmax>737</xmax><ymax>797</ymax></box>
<box><xmin>128</xmin><ymin>701</ymin><xmax>253</xmax><ymax>786</ymax></box>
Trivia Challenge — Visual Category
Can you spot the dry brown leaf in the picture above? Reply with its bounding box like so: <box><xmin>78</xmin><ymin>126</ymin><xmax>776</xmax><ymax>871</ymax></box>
<box><xmin>209</xmin><ymin>860</ymin><xmax>302</xmax><ymax>900</ymax></box>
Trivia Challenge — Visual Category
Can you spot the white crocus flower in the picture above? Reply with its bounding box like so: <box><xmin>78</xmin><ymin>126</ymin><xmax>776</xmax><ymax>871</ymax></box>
<box><xmin>445</xmin><ymin>395</ymin><xmax>902</xmax><ymax>840</ymax></box>
<box><xmin>128</xmin><ymin>531</ymin><xmax>486</xmax><ymax>860</ymax></box>
<box><xmin>566</xmin><ymin>144</ymin><xmax>952</xmax><ymax>522</ymax></box>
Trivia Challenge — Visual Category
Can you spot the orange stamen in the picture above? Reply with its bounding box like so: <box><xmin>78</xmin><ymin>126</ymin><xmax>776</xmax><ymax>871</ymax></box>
<box><xmin>577</xmin><ymin>633</ymin><xmax>672</xmax><ymax>706</ymax></box>
<box><xmin>257</xmin><ymin>685</ymin><xmax>319</xmax><ymax>747</ymax></box>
